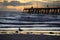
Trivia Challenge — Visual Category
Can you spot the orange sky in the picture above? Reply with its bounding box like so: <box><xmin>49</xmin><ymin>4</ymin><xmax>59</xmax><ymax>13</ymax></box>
<box><xmin>0</xmin><ymin>0</ymin><xmax>60</xmax><ymax>2</ymax></box>
<box><xmin>0</xmin><ymin>0</ymin><xmax>44</xmax><ymax>11</ymax></box>
<box><xmin>0</xmin><ymin>0</ymin><xmax>60</xmax><ymax>11</ymax></box>
<box><xmin>7</xmin><ymin>5</ymin><xmax>37</xmax><ymax>11</ymax></box>
<box><xmin>0</xmin><ymin>0</ymin><xmax>50</xmax><ymax>3</ymax></box>
<box><xmin>0</xmin><ymin>0</ymin><xmax>3</xmax><ymax>2</ymax></box>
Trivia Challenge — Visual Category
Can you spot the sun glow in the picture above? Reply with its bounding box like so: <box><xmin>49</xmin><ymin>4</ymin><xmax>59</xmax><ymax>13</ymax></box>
<box><xmin>19</xmin><ymin>0</ymin><xmax>32</xmax><ymax>3</ymax></box>
<box><xmin>7</xmin><ymin>6</ymin><xmax>32</xmax><ymax>11</ymax></box>
<box><xmin>0</xmin><ymin>0</ymin><xmax>60</xmax><ymax>11</ymax></box>
<box><xmin>8</xmin><ymin>0</ymin><xmax>12</xmax><ymax>2</ymax></box>
<box><xmin>0</xmin><ymin>0</ymin><xmax>3</xmax><ymax>2</ymax></box>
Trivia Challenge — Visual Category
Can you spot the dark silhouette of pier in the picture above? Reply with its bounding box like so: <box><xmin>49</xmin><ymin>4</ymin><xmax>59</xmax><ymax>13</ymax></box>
<box><xmin>23</xmin><ymin>7</ymin><xmax>60</xmax><ymax>14</ymax></box>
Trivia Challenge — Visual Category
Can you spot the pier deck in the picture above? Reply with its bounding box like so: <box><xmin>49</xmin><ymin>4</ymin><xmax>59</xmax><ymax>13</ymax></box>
<box><xmin>23</xmin><ymin>7</ymin><xmax>60</xmax><ymax>14</ymax></box>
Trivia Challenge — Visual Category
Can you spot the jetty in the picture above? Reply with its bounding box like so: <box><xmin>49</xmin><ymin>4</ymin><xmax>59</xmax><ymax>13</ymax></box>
<box><xmin>23</xmin><ymin>7</ymin><xmax>60</xmax><ymax>14</ymax></box>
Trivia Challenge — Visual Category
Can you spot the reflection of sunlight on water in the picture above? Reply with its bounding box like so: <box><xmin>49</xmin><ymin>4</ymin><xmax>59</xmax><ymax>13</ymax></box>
<box><xmin>0</xmin><ymin>28</ymin><xmax>18</xmax><ymax>31</ymax></box>
<box><xmin>20</xmin><ymin>27</ymin><xmax>60</xmax><ymax>31</ymax></box>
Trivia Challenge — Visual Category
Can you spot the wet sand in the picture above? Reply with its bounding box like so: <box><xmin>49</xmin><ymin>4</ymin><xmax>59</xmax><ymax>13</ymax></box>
<box><xmin>0</xmin><ymin>34</ymin><xmax>60</xmax><ymax>40</ymax></box>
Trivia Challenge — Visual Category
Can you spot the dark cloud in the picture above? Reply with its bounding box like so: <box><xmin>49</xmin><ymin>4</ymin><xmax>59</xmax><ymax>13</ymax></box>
<box><xmin>9</xmin><ymin>1</ymin><xmax>32</xmax><ymax>6</ymax></box>
<box><xmin>0</xmin><ymin>2</ymin><xmax>3</xmax><ymax>6</ymax></box>
<box><xmin>0</xmin><ymin>1</ymin><xmax>60</xmax><ymax>7</ymax></box>
<box><xmin>8</xmin><ymin>1</ymin><xmax>20</xmax><ymax>6</ymax></box>
<box><xmin>49</xmin><ymin>1</ymin><xmax>60</xmax><ymax>7</ymax></box>
<box><xmin>32</xmin><ymin>1</ymin><xmax>47</xmax><ymax>6</ymax></box>
<box><xmin>32</xmin><ymin>1</ymin><xmax>60</xmax><ymax>7</ymax></box>
<box><xmin>0</xmin><ymin>1</ymin><xmax>32</xmax><ymax>6</ymax></box>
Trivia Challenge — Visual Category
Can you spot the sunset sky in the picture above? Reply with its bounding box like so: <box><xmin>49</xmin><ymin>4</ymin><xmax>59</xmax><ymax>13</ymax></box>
<box><xmin>0</xmin><ymin>0</ymin><xmax>60</xmax><ymax>3</ymax></box>
<box><xmin>0</xmin><ymin>0</ymin><xmax>60</xmax><ymax>11</ymax></box>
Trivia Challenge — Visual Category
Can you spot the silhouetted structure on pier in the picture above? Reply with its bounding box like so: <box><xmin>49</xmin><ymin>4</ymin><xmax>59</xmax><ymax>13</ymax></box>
<box><xmin>23</xmin><ymin>7</ymin><xmax>60</xmax><ymax>14</ymax></box>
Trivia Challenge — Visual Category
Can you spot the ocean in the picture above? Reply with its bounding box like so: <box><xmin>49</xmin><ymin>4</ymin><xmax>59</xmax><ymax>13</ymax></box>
<box><xmin>0</xmin><ymin>11</ymin><xmax>60</xmax><ymax>40</ymax></box>
<box><xmin>0</xmin><ymin>11</ymin><xmax>60</xmax><ymax>28</ymax></box>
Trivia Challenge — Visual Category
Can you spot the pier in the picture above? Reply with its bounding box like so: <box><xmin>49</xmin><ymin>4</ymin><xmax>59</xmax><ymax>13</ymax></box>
<box><xmin>23</xmin><ymin>7</ymin><xmax>60</xmax><ymax>14</ymax></box>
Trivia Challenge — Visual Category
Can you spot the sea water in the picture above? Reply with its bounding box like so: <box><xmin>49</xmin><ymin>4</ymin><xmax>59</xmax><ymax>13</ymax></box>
<box><xmin>0</xmin><ymin>11</ymin><xmax>60</xmax><ymax>28</ymax></box>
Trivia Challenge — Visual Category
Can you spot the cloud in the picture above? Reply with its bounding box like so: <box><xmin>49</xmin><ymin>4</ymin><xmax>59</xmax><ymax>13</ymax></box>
<box><xmin>32</xmin><ymin>1</ymin><xmax>60</xmax><ymax>7</ymax></box>
<box><xmin>8</xmin><ymin>1</ymin><xmax>20</xmax><ymax>6</ymax></box>
<box><xmin>49</xmin><ymin>1</ymin><xmax>60</xmax><ymax>7</ymax></box>
<box><xmin>32</xmin><ymin>1</ymin><xmax>47</xmax><ymax>6</ymax></box>
<box><xmin>9</xmin><ymin>1</ymin><xmax>32</xmax><ymax>6</ymax></box>
<box><xmin>0</xmin><ymin>1</ymin><xmax>32</xmax><ymax>6</ymax></box>
<box><xmin>0</xmin><ymin>0</ymin><xmax>60</xmax><ymax>7</ymax></box>
<box><xmin>0</xmin><ymin>2</ymin><xmax>3</xmax><ymax>6</ymax></box>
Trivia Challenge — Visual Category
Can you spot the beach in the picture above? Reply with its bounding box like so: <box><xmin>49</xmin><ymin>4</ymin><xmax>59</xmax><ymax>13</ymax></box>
<box><xmin>0</xmin><ymin>34</ymin><xmax>60</xmax><ymax>40</ymax></box>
